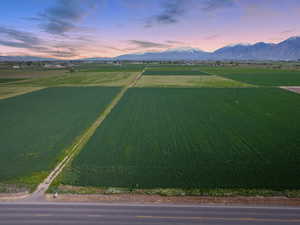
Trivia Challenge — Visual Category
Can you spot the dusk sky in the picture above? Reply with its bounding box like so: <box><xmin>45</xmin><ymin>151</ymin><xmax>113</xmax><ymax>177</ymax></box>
<box><xmin>0</xmin><ymin>0</ymin><xmax>300</xmax><ymax>59</ymax></box>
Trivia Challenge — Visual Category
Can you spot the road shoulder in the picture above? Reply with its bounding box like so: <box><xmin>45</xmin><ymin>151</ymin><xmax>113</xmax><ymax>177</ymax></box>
<box><xmin>45</xmin><ymin>193</ymin><xmax>300</xmax><ymax>207</ymax></box>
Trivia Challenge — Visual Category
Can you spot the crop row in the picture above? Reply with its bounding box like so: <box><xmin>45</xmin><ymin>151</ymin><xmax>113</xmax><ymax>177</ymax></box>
<box><xmin>0</xmin><ymin>87</ymin><xmax>119</xmax><ymax>187</ymax></box>
<box><xmin>62</xmin><ymin>87</ymin><xmax>300</xmax><ymax>189</ymax></box>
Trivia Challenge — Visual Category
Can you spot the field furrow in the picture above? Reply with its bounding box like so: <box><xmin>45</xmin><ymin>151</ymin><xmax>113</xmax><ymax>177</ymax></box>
<box><xmin>0</xmin><ymin>87</ymin><xmax>120</xmax><ymax>192</ymax></box>
<box><xmin>59</xmin><ymin>88</ymin><xmax>300</xmax><ymax>190</ymax></box>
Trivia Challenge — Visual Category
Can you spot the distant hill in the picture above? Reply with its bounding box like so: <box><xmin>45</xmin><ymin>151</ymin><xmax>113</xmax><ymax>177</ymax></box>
<box><xmin>2</xmin><ymin>36</ymin><xmax>300</xmax><ymax>61</ymax></box>
<box><xmin>0</xmin><ymin>56</ymin><xmax>58</xmax><ymax>62</ymax></box>
<box><xmin>213</xmin><ymin>42</ymin><xmax>276</xmax><ymax>60</ymax></box>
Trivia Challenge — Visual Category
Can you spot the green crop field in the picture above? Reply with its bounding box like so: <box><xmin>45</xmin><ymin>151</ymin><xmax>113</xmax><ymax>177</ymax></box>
<box><xmin>201</xmin><ymin>67</ymin><xmax>300</xmax><ymax>86</ymax></box>
<box><xmin>61</xmin><ymin>88</ymin><xmax>300</xmax><ymax>190</ymax></box>
<box><xmin>0</xmin><ymin>78</ymin><xmax>25</xmax><ymax>83</ymax></box>
<box><xmin>142</xmin><ymin>65</ymin><xmax>210</xmax><ymax>76</ymax></box>
<box><xmin>0</xmin><ymin>87</ymin><xmax>119</xmax><ymax>191</ymax></box>
<box><xmin>145</xmin><ymin>66</ymin><xmax>204</xmax><ymax>71</ymax></box>
<box><xmin>78</xmin><ymin>63</ymin><xmax>145</xmax><ymax>72</ymax></box>
<box><xmin>135</xmin><ymin>75</ymin><xmax>252</xmax><ymax>88</ymax></box>
<box><xmin>8</xmin><ymin>72</ymin><xmax>139</xmax><ymax>87</ymax></box>
<box><xmin>0</xmin><ymin>86</ymin><xmax>45</xmax><ymax>100</ymax></box>
<box><xmin>142</xmin><ymin>70</ymin><xmax>209</xmax><ymax>76</ymax></box>
<box><xmin>0</xmin><ymin>69</ymin><xmax>67</xmax><ymax>79</ymax></box>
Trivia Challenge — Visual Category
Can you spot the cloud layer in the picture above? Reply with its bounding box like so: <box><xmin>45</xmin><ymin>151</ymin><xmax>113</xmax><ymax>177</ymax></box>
<box><xmin>203</xmin><ymin>0</ymin><xmax>235</xmax><ymax>11</ymax></box>
<box><xmin>0</xmin><ymin>26</ymin><xmax>80</xmax><ymax>58</ymax></box>
<box><xmin>128</xmin><ymin>40</ymin><xmax>171</xmax><ymax>48</ymax></box>
<box><xmin>145</xmin><ymin>0</ymin><xmax>236</xmax><ymax>27</ymax></box>
<box><xmin>0</xmin><ymin>0</ymin><xmax>299</xmax><ymax>59</ymax></box>
<box><xmin>0</xmin><ymin>27</ymin><xmax>44</xmax><ymax>51</ymax></box>
<box><xmin>35</xmin><ymin>0</ymin><xmax>98</xmax><ymax>35</ymax></box>
<box><xmin>0</xmin><ymin>27</ymin><xmax>41</xmax><ymax>48</ymax></box>
<box><xmin>146</xmin><ymin>0</ymin><xmax>189</xmax><ymax>27</ymax></box>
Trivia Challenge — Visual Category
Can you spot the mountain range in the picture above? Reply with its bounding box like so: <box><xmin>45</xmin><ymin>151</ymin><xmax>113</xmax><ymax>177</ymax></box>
<box><xmin>1</xmin><ymin>37</ymin><xmax>300</xmax><ymax>61</ymax></box>
<box><xmin>114</xmin><ymin>37</ymin><xmax>300</xmax><ymax>61</ymax></box>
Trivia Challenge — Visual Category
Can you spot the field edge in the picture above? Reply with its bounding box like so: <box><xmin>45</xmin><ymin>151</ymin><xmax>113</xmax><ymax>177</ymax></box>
<box><xmin>47</xmin><ymin>184</ymin><xmax>300</xmax><ymax>198</ymax></box>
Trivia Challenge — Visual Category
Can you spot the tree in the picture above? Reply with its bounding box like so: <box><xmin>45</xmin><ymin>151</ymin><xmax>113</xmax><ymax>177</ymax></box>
<box><xmin>69</xmin><ymin>67</ymin><xmax>75</xmax><ymax>73</ymax></box>
<box><xmin>216</xmin><ymin>61</ymin><xmax>221</xmax><ymax>66</ymax></box>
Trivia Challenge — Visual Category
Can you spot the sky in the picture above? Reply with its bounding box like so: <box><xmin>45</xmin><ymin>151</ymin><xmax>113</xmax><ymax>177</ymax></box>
<box><xmin>0</xmin><ymin>0</ymin><xmax>300</xmax><ymax>59</ymax></box>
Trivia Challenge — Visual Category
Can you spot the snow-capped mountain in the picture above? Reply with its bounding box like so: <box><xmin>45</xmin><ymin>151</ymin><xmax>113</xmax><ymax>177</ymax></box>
<box><xmin>115</xmin><ymin>47</ymin><xmax>210</xmax><ymax>61</ymax></box>
<box><xmin>1</xmin><ymin>36</ymin><xmax>300</xmax><ymax>61</ymax></box>
<box><xmin>115</xmin><ymin>36</ymin><xmax>300</xmax><ymax>61</ymax></box>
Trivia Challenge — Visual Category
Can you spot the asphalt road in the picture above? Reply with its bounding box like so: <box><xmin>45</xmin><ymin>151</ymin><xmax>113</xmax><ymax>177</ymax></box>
<box><xmin>0</xmin><ymin>202</ymin><xmax>300</xmax><ymax>225</ymax></box>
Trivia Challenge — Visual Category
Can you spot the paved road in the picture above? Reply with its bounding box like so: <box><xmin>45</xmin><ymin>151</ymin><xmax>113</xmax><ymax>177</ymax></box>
<box><xmin>0</xmin><ymin>202</ymin><xmax>300</xmax><ymax>225</ymax></box>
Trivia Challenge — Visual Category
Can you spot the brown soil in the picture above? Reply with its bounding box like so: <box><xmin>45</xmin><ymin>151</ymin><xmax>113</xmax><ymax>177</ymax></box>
<box><xmin>0</xmin><ymin>192</ymin><xmax>29</xmax><ymax>202</ymax></box>
<box><xmin>45</xmin><ymin>194</ymin><xmax>300</xmax><ymax>206</ymax></box>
